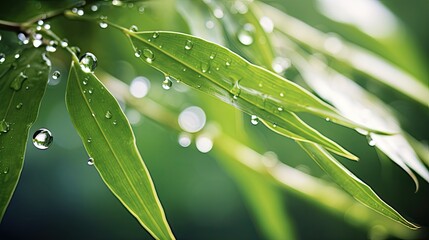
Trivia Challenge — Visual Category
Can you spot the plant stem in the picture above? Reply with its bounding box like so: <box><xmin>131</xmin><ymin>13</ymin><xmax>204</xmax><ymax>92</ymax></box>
<box><xmin>0</xmin><ymin>20</ymin><xmax>23</xmax><ymax>33</ymax></box>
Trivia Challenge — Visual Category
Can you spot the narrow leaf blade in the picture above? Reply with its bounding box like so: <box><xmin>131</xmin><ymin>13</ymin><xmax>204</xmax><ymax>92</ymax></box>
<box><xmin>65</xmin><ymin>60</ymin><xmax>174</xmax><ymax>239</ymax></box>
<box><xmin>0</xmin><ymin>47</ymin><xmax>50</xmax><ymax>220</ymax></box>
<box><xmin>298</xmin><ymin>142</ymin><xmax>418</xmax><ymax>229</ymax></box>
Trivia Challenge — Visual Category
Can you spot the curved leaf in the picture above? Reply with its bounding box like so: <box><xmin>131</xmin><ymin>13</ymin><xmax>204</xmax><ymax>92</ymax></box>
<box><xmin>0</xmin><ymin>47</ymin><xmax>50</xmax><ymax>220</ymax></box>
<box><xmin>124</xmin><ymin>30</ymin><xmax>378</xmax><ymax>159</ymax></box>
<box><xmin>298</xmin><ymin>142</ymin><xmax>418</xmax><ymax>229</ymax></box>
<box><xmin>65</xmin><ymin>58</ymin><xmax>174</xmax><ymax>240</ymax></box>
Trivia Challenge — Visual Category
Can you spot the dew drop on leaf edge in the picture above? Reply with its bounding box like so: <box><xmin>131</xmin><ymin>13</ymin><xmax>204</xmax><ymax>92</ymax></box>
<box><xmin>79</xmin><ymin>52</ymin><xmax>97</xmax><ymax>73</ymax></box>
<box><xmin>162</xmin><ymin>76</ymin><xmax>172</xmax><ymax>90</ymax></box>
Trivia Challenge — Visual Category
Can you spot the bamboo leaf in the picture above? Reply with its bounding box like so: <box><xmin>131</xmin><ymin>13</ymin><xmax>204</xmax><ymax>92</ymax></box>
<box><xmin>256</xmin><ymin>1</ymin><xmax>429</xmax><ymax>106</ymax></box>
<box><xmin>298</xmin><ymin>142</ymin><xmax>418</xmax><ymax>229</ymax></box>
<box><xmin>124</xmin><ymin>30</ymin><xmax>386</xmax><ymax>159</ymax></box>
<box><xmin>0</xmin><ymin>47</ymin><xmax>50</xmax><ymax>220</ymax></box>
<box><xmin>65</xmin><ymin>57</ymin><xmax>174</xmax><ymax>240</ymax></box>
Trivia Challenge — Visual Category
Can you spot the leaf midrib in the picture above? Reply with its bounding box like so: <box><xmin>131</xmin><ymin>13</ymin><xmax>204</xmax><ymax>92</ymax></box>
<box><xmin>71</xmin><ymin>64</ymin><xmax>166</xmax><ymax>238</ymax></box>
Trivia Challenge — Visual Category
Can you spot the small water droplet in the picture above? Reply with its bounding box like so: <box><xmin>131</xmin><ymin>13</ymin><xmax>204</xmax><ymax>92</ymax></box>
<box><xmin>32</xmin><ymin>38</ymin><xmax>43</xmax><ymax>48</ymax></box>
<box><xmin>77</xmin><ymin>9</ymin><xmax>84</xmax><ymax>16</ymax></box>
<box><xmin>70</xmin><ymin>46</ymin><xmax>81</xmax><ymax>57</ymax></box>
<box><xmin>37</xmin><ymin>20</ymin><xmax>44</xmax><ymax>26</ymax></box>
<box><xmin>205</xmin><ymin>20</ymin><xmax>214</xmax><ymax>29</ymax></box>
<box><xmin>43</xmin><ymin>24</ymin><xmax>51</xmax><ymax>30</ymax></box>
<box><xmin>152</xmin><ymin>32</ymin><xmax>159</xmax><ymax>39</ymax></box>
<box><xmin>134</xmin><ymin>49</ymin><xmax>142</xmax><ymax>58</ymax></box>
<box><xmin>3</xmin><ymin>167</ymin><xmax>9</xmax><ymax>174</ymax></box>
<box><xmin>129</xmin><ymin>25</ymin><xmax>138</xmax><ymax>32</ymax></box>
<box><xmin>209</xmin><ymin>52</ymin><xmax>216</xmax><ymax>60</ymax></box>
<box><xmin>32</xmin><ymin>128</ymin><xmax>53</xmax><ymax>150</ymax></box>
<box><xmin>231</xmin><ymin>81</ymin><xmax>241</xmax><ymax>99</ymax></box>
<box><xmin>87</xmin><ymin>157</ymin><xmax>94</xmax><ymax>166</ymax></box>
<box><xmin>52</xmin><ymin>71</ymin><xmax>60</xmax><ymax>80</ymax></box>
<box><xmin>178</xmin><ymin>132</ymin><xmax>192</xmax><ymax>147</ymax></box>
<box><xmin>237</xmin><ymin>23</ymin><xmax>255</xmax><ymax>46</ymax></box>
<box><xmin>87</xmin><ymin>137</ymin><xmax>92</xmax><ymax>143</ymax></box>
<box><xmin>196</xmin><ymin>135</ymin><xmax>213</xmax><ymax>153</ymax></box>
<box><xmin>0</xmin><ymin>120</ymin><xmax>10</xmax><ymax>134</ymax></box>
<box><xmin>112</xmin><ymin>120</ymin><xmax>117</xmax><ymax>125</ymax></box>
<box><xmin>10</xmin><ymin>72</ymin><xmax>28</xmax><ymax>91</ymax></box>
<box><xmin>0</xmin><ymin>53</ymin><xmax>5</xmax><ymax>63</ymax></box>
<box><xmin>83</xmin><ymin>80</ymin><xmax>88</xmax><ymax>85</ymax></box>
<box><xmin>143</xmin><ymin>49</ymin><xmax>155</xmax><ymax>63</ymax></box>
<box><xmin>60</xmin><ymin>39</ymin><xmax>69</xmax><ymax>48</ymax></box>
<box><xmin>272</xmin><ymin>57</ymin><xmax>291</xmax><ymax>74</ymax></box>
<box><xmin>99</xmin><ymin>21</ymin><xmax>108</xmax><ymax>29</ymax></box>
<box><xmin>162</xmin><ymin>76</ymin><xmax>172</xmax><ymax>90</ymax></box>
<box><xmin>17</xmin><ymin>33</ymin><xmax>29</xmax><ymax>45</ymax></box>
<box><xmin>16</xmin><ymin>103</ymin><xmax>23</xmax><ymax>109</ymax></box>
<box><xmin>14</xmin><ymin>53</ymin><xmax>20</xmax><ymax>59</ymax></box>
<box><xmin>251</xmin><ymin>115</ymin><xmax>259</xmax><ymax>125</ymax></box>
<box><xmin>88</xmin><ymin>88</ymin><xmax>94</xmax><ymax>94</ymax></box>
<box><xmin>184</xmin><ymin>40</ymin><xmax>193</xmax><ymax>50</ymax></box>
<box><xmin>201</xmin><ymin>62</ymin><xmax>210</xmax><ymax>73</ymax></box>
<box><xmin>45</xmin><ymin>40</ymin><xmax>58</xmax><ymax>52</ymax></box>
<box><xmin>277</xmin><ymin>106</ymin><xmax>283</xmax><ymax>112</ymax></box>
<box><xmin>325</xmin><ymin>117</ymin><xmax>330</xmax><ymax>122</ymax></box>
<box><xmin>367</xmin><ymin>135</ymin><xmax>376</xmax><ymax>146</ymax></box>
<box><xmin>79</xmin><ymin>52</ymin><xmax>97</xmax><ymax>73</ymax></box>
<box><xmin>213</xmin><ymin>7</ymin><xmax>224</xmax><ymax>18</ymax></box>
<box><xmin>91</xmin><ymin>5</ymin><xmax>99</xmax><ymax>11</ymax></box>
<box><xmin>225</xmin><ymin>59</ymin><xmax>231</xmax><ymax>67</ymax></box>
<box><xmin>280</xmin><ymin>92</ymin><xmax>284</xmax><ymax>97</ymax></box>
<box><xmin>272</xmin><ymin>123</ymin><xmax>277</xmax><ymax>128</ymax></box>
<box><xmin>105</xmin><ymin>111</ymin><xmax>112</xmax><ymax>119</ymax></box>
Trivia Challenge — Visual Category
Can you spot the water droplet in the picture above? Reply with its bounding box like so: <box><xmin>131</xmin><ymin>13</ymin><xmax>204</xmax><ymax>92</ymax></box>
<box><xmin>32</xmin><ymin>38</ymin><xmax>43</xmax><ymax>48</ymax></box>
<box><xmin>129</xmin><ymin>76</ymin><xmax>150</xmax><ymax>98</ymax></box>
<box><xmin>280</xmin><ymin>92</ymin><xmax>285</xmax><ymax>97</ymax></box>
<box><xmin>43</xmin><ymin>24</ymin><xmax>51</xmax><ymax>30</ymax></box>
<box><xmin>196</xmin><ymin>135</ymin><xmax>213</xmax><ymax>153</ymax></box>
<box><xmin>184</xmin><ymin>40</ymin><xmax>193</xmax><ymax>50</ymax></box>
<box><xmin>251</xmin><ymin>115</ymin><xmax>259</xmax><ymax>125</ymax></box>
<box><xmin>367</xmin><ymin>135</ymin><xmax>376</xmax><ymax>146</ymax></box>
<box><xmin>87</xmin><ymin>137</ymin><xmax>92</xmax><ymax>143</ymax></box>
<box><xmin>138</xmin><ymin>6</ymin><xmax>145</xmax><ymax>13</ymax></box>
<box><xmin>231</xmin><ymin>81</ymin><xmax>241</xmax><ymax>99</ymax></box>
<box><xmin>0</xmin><ymin>53</ymin><xmax>5</xmax><ymax>63</ymax></box>
<box><xmin>46</xmin><ymin>40</ymin><xmax>58</xmax><ymax>52</ymax></box>
<box><xmin>178</xmin><ymin>132</ymin><xmax>192</xmax><ymax>147</ymax></box>
<box><xmin>88</xmin><ymin>88</ymin><xmax>94</xmax><ymax>94</ymax></box>
<box><xmin>272</xmin><ymin>57</ymin><xmax>291</xmax><ymax>74</ymax></box>
<box><xmin>129</xmin><ymin>25</ymin><xmax>138</xmax><ymax>32</ymax></box>
<box><xmin>178</xmin><ymin>106</ymin><xmax>206</xmax><ymax>133</ymax></box>
<box><xmin>91</xmin><ymin>5</ymin><xmax>99</xmax><ymax>11</ymax></box>
<box><xmin>277</xmin><ymin>106</ymin><xmax>283</xmax><ymax>112</ymax></box>
<box><xmin>225</xmin><ymin>58</ymin><xmax>232</xmax><ymax>67</ymax></box>
<box><xmin>79</xmin><ymin>52</ymin><xmax>97</xmax><ymax>73</ymax></box>
<box><xmin>83</xmin><ymin>80</ymin><xmax>88</xmax><ymax>85</ymax></box>
<box><xmin>143</xmin><ymin>49</ymin><xmax>155</xmax><ymax>63</ymax></box>
<box><xmin>213</xmin><ymin>7</ymin><xmax>224</xmax><ymax>18</ymax></box>
<box><xmin>14</xmin><ymin>53</ymin><xmax>20</xmax><ymax>59</ymax></box>
<box><xmin>112</xmin><ymin>120</ymin><xmax>117</xmax><ymax>125</ymax></box>
<box><xmin>37</xmin><ymin>20</ymin><xmax>44</xmax><ymax>26</ymax></box>
<box><xmin>99</xmin><ymin>21</ymin><xmax>108</xmax><ymax>29</ymax></box>
<box><xmin>3</xmin><ymin>167</ymin><xmax>9</xmax><ymax>174</ymax></box>
<box><xmin>60</xmin><ymin>39</ymin><xmax>69</xmax><ymax>48</ymax></box>
<box><xmin>112</xmin><ymin>0</ymin><xmax>122</xmax><ymax>6</ymax></box>
<box><xmin>209</xmin><ymin>52</ymin><xmax>216</xmax><ymax>60</ymax></box>
<box><xmin>325</xmin><ymin>117</ymin><xmax>330</xmax><ymax>122</ymax></box>
<box><xmin>17</xmin><ymin>33</ymin><xmax>29</xmax><ymax>45</ymax></box>
<box><xmin>201</xmin><ymin>62</ymin><xmax>210</xmax><ymax>73</ymax></box>
<box><xmin>272</xmin><ymin>123</ymin><xmax>277</xmax><ymax>128</ymax></box>
<box><xmin>152</xmin><ymin>32</ymin><xmax>159</xmax><ymax>39</ymax></box>
<box><xmin>162</xmin><ymin>76</ymin><xmax>172</xmax><ymax>90</ymax></box>
<box><xmin>259</xmin><ymin>16</ymin><xmax>274</xmax><ymax>33</ymax></box>
<box><xmin>105</xmin><ymin>111</ymin><xmax>112</xmax><ymax>119</ymax></box>
<box><xmin>0</xmin><ymin>120</ymin><xmax>10</xmax><ymax>134</ymax></box>
<box><xmin>77</xmin><ymin>9</ymin><xmax>84</xmax><ymax>16</ymax></box>
<box><xmin>205</xmin><ymin>20</ymin><xmax>214</xmax><ymax>29</ymax></box>
<box><xmin>237</xmin><ymin>23</ymin><xmax>255</xmax><ymax>46</ymax></box>
<box><xmin>134</xmin><ymin>49</ymin><xmax>142</xmax><ymax>57</ymax></box>
<box><xmin>32</xmin><ymin>128</ymin><xmax>53</xmax><ymax>150</ymax></box>
<box><xmin>87</xmin><ymin>157</ymin><xmax>94</xmax><ymax>166</ymax></box>
<box><xmin>52</xmin><ymin>71</ymin><xmax>60</xmax><ymax>80</ymax></box>
<box><xmin>10</xmin><ymin>72</ymin><xmax>28</xmax><ymax>91</ymax></box>
<box><xmin>16</xmin><ymin>103</ymin><xmax>23</xmax><ymax>109</ymax></box>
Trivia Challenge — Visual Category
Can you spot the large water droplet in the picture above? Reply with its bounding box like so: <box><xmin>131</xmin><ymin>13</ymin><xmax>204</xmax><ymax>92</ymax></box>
<box><xmin>10</xmin><ymin>72</ymin><xmax>28</xmax><ymax>91</ymax></box>
<box><xmin>237</xmin><ymin>23</ymin><xmax>255</xmax><ymax>46</ymax></box>
<box><xmin>52</xmin><ymin>71</ymin><xmax>60</xmax><ymax>80</ymax></box>
<box><xmin>250</xmin><ymin>115</ymin><xmax>259</xmax><ymax>125</ymax></box>
<box><xmin>87</xmin><ymin>157</ymin><xmax>94</xmax><ymax>166</ymax></box>
<box><xmin>178</xmin><ymin>106</ymin><xmax>206</xmax><ymax>133</ymax></box>
<box><xmin>0</xmin><ymin>53</ymin><xmax>5</xmax><ymax>63</ymax></box>
<box><xmin>184</xmin><ymin>40</ymin><xmax>193</xmax><ymax>50</ymax></box>
<box><xmin>105</xmin><ymin>111</ymin><xmax>112</xmax><ymax>119</ymax></box>
<box><xmin>0</xmin><ymin>120</ymin><xmax>10</xmax><ymax>134</ymax></box>
<box><xmin>143</xmin><ymin>49</ymin><xmax>155</xmax><ymax>63</ymax></box>
<box><xmin>129</xmin><ymin>76</ymin><xmax>150</xmax><ymax>98</ymax></box>
<box><xmin>32</xmin><ymin>128</ymin><xmax>53</xmax><ymax>150</ymax></box>
<box><xmin>178</xmin><ymin>132</ymin><xmax>192</xmax><ymax>147</ymax></box>
<box><xmin>79</xmin><ymin>52</ymin><xmax>97</xmax><ymax>73</ymax></box>
<box><xmin>162</xmin><ymin>76</ymin><xmax>172</xmax><ymax>90</ymax></box>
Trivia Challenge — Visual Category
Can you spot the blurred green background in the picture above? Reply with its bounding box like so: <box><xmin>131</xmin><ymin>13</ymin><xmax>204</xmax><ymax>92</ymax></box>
<box><xmin>0</xmin><ymin>0</ymin><xmax>428</xmax><ymax>239</ymax></box>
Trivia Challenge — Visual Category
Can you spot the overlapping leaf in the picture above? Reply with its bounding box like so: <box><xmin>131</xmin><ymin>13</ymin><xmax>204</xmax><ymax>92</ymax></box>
<box><xmin>0</xmin><ymin>47</ymin><xmax>50</xmax><ymax>220</ymax></box>
<box><xmin>65</xmin><ymin>57</ymin><xmax>174</xmax><ymax>240</ymax></box>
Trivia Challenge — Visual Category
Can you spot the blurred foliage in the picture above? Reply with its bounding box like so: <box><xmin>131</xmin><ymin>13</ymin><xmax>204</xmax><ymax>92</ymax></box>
<box><xmin>0</xmin><ymin>0</ymin><xmax>428</xmax><ymax>239</ymax></box>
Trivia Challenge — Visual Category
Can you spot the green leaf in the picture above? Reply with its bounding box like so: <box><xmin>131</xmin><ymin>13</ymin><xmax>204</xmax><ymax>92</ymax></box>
<box><xmin>0</xmin><ymin>47</ymin><xmax>50</xmax><ymax>220</ymax></box>
<box><xmin>125</xmin><ymin>30</ymin><xmax>380</xmax><ymax>159</ymax></box>
<box><xmin>65</xmin><ymin>58</ymin><xmax>175</xmax><ymax>240</ymax></box>
<box><xmin>298</xmin><ymin>142</ymin><xmax>418</xmax><ymax>229</ymax></box>
<box><xmin>256</xmin><ymin>1</ymin><xmax>429</xmax><ymax>106</ymax></box>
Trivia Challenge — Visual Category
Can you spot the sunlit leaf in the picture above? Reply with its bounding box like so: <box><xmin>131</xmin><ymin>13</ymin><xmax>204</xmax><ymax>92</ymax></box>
<box><xmin>65</xmin><ymin>57</ymin><xmax>175</xmax><ymax>240</ymax></box>
<box><xmin>299</xmin><ymin>142</ymin><xmax>418</xmax><ymax>229</ymax></box>
<box><xmin>0</xmin><ymin>46</ymin><xmax>50</xmax><ymax>220</ymax></box>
